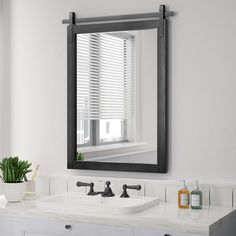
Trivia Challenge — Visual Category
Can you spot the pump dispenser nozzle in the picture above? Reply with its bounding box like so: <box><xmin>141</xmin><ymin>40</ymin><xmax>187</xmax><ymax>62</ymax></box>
<box><xmin>180</xmin><ymin>180</ymin><xmax>187</xmax><ymax>189</ymax></box>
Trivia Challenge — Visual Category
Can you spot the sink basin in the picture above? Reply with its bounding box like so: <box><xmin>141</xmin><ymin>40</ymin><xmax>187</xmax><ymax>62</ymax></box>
<box><xmin>36</xmin><ymin>193</ymin><xmax>159</xmax><ymax>215</ymax></box>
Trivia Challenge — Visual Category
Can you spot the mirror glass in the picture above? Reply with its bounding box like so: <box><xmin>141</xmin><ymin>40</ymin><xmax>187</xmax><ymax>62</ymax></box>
<box><xmin>76</xmin><ymin>29</ymin><xmax>157</xmax><ymax>164</ymax></box>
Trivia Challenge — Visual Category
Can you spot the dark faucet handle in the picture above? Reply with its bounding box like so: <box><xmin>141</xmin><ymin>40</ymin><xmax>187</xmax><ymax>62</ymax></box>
<box><xmin>105</xmin><ymin>181</ymin><xmax>111</xmax><ymax>187</ymax></box>
<box><xmin>76</xmin><ymin>181</ymin><xmax>95</xmax><ymax>195</ymax></box>
<box><xmin>126</xmin><ymin>185</ymin><xmax>142</xmax><ymax>190</ymax></box>
<box><xmin>76</xmin><ymin>181</ymin><xmax>93</xmax><ymax>187</ymax></box>
<box><xmin>120</xmin><ymin>184</ymin><xmax>142</xmax><ymax>198</ymax></box>
<box><xmin>86</xmin><ymin>182</ymin><xmax>95</xmax><ymax>195</ymax></box>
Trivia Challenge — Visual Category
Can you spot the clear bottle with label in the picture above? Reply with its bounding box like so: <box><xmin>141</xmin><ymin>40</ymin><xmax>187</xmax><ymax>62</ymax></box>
<box><xmin>178</xmin><ymin>180</ymin><xmax>190</xmax><ymax>209</ymax></box>
<box><xmin>191</xmin><ymin>181</ymin><xmax>202</xmax><ymax>209</ymax></box>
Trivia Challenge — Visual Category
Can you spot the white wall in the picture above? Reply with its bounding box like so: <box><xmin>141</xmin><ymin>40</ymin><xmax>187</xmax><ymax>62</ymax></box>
<box><xmin>3</xmin><ymin>0</ymin><xmax>236</xmax><ymax>182</ymax></box>
<box><xmin>0</xmin><ymin>0</ymin><xmax>10</xmax><ymax>157</ymax></box>
<box><xmin>0</xmin><ymin>0</ymin><xmax>3</xmax><ymax>154</ymax></box>
<box><xmin>0</xmin><ymin>0</ymin><xmax>4</xmax><ymax>155</ymax></box>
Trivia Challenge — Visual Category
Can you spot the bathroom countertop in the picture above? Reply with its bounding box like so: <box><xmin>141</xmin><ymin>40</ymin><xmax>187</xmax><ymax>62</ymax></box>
<box><xmin>0</xmin><ymin>195</ymin><xmax>235</xmax><ymax>235</ymax></box>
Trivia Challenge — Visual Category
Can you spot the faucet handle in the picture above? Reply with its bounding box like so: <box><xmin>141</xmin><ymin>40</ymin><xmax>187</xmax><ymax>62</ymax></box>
<box><xmin>125</xmin><ymin>185</ymin><xmax>141</xmax><ymax>190</ymax></box>
<box><xmin>120</xmin><ymin>184</ymin><xmax>142</xmax><ymax>198</ymax></box>
<box><xmin>105</xmin><ymin>181</ymin><xmax>111</xmax><ymax>187</ymax></box>
<box><xmin>76</xmin><ymin>181</ymin><xmax>95</xmax><ymax>196</ymax></box>
<box><xmin>76</xmin><ymin>181</ymin><xmax>93</xmax><ymax>187</ymax></box>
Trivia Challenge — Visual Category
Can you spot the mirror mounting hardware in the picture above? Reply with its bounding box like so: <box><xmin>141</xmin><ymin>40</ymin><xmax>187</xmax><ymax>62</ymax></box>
<box><xmin>62</xmin><ymin>6</ymin><xmax>174</xmax><ymax>26</ymax></box>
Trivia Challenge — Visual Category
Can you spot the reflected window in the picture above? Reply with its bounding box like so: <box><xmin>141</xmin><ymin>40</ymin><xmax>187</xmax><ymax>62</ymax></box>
<box><xmin>77</xmin><ymin>32</ymin><xmax>136</xmax><ymax>146</ymax></box>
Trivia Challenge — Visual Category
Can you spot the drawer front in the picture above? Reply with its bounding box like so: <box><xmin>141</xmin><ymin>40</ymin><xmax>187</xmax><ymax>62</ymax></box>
<box><xmin>24</xmin><ymin>234</ymin><xmax>62</xmax><ymax>236</ymax></box>
<box><xmin>12</xmin><ymin>218</ymin><xmax>133</xmax><ymax>236</ymax></box>
<box><xmin>0</xmin><ymin>216</ymin><xmax>11</xmax><ymax>236</ymax></box>
<box><xmin>71</xmin><ymin>223</ymin><xmax>133</xmax><ymax>236</ymax></box>
<box><xmin>134</xmin><ymin>228</ymin><xmax>204</xmax><ymax>236</ymax></box>
<box><xmin>12</xmin><ymin>218</ymin><xmax>66</xmax><ymax>235</ymax></box>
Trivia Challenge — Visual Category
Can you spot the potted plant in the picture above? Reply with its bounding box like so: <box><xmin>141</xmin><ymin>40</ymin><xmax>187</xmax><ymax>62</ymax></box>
<box><xmin>76</xmin><ymin>152</ymin><xmax>85</xmax><ymax>161</ymax></box>
<box><xmin>0</xmin><ymin>157</ymin><xmax>32</xmax><ymax>202</ymax></box>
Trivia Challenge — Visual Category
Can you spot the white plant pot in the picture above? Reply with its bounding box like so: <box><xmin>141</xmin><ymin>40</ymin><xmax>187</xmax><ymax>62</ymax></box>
<box><xmin>3</xmin><ymin>182</ymin><xmax>25</xmax><ymax>202</ymax></box>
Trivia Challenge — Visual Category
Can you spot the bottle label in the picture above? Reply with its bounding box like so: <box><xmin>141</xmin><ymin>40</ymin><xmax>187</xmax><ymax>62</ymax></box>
<box><xmin>180</xmin><ymin>194</ymin><xmax>189</xmax><ymax>206</ymax></box>
<box><xmin>191</xmin><ymin>195</ymin><xmax>200</xmax><ymax>207</ymax></box>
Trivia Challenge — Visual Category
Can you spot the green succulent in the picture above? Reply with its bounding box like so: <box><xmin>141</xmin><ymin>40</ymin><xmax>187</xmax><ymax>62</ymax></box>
<box><xmin>0</xmin><ymin>157</ymin><xmax>32</xmax><ymax>183</ymax></box>
<box><xmin>76</xmin><ymin>152</ymin><xmax>85</xmax><ymax>161</ymax></box>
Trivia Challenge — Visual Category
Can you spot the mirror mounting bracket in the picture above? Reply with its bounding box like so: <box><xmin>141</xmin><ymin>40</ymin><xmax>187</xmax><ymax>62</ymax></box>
<box><xmin>62</xmin><ymin>5</ymin><xmax>174</xmax><ymax>25</ymax></box>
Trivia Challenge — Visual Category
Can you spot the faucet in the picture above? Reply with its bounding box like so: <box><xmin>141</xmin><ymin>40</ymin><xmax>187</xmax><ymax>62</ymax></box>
<box><xmin>76</xmin><ymin>181</ymin><xmax>115</xmax><ymax>197</ymax></box>
<box><xmin>120</xmin><ymin>184</ymin><xmax>142</xmax><ymax>198</ymax></box>
<box><xmin>76</xmin><ymin>181</ymin><xmax>97</xmax><ymax>195</ymax></box>
<box><xmin>95</xmin><ymin>181</ymin><xmax>115</xmax><ymax>197</ymax></box>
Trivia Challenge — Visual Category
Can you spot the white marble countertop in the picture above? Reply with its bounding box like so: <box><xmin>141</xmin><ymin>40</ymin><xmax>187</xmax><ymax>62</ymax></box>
<box><xmin>0</xmin><ymin>195</ymin><xmax>235</xmax><ymax>235</ymax></box>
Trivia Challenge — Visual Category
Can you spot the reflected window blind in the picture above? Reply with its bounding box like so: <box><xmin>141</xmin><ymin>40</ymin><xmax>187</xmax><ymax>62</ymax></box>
<box><xmin>77</xmin><ymin>32</ymin><xmax>135</xmax><ymax>121</ymax></box>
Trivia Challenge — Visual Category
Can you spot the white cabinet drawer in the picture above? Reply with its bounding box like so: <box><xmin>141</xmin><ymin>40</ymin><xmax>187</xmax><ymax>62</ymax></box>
<box><xmin>23</xmin><ymin>234</ymin><xmax>68</xmax><ymax>236</ymax></box>
<box><xmin>12</xmin><ymin>218</ymin><xmax>133</xmax><ymax>236</ymax></box>
<box><xmin>12</xmin><ymin>232</ymin><xmax>61</xmax><ymax>236</ymax></box>
<box><xmin>73</xmin><ymin>223</ymin><xmax>133</xmax><ymax>236</ymax></box>
<box><xmin>0</xmin><ymin>216</ymin><xmax>11</xmax><ymax>236</ymax></box>
<box><xmin>134</xmin><ymin>228</ymin><xmax>204</xmax><ymax>236</ymax></box>
<box><xmin>12</xmin><ymin>218</ymin><xmax>68</xmax><ymax>235</ymax></box>
<box><xmin>22</xmin><ymin>234</ymin><xmax>52</xmax><ymax>236</ymax></box>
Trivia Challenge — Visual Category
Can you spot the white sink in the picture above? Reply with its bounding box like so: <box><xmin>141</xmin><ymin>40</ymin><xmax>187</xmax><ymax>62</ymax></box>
<box><xmin>36</xmin><ymin>193</ymin><xmax>159</xmax><ymax>215</ymax></box>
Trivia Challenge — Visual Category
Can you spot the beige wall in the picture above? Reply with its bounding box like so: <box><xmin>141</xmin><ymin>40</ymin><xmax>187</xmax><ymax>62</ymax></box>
<box><xmin>2</xmin><ymin>0</ymin><xmax>236</xmax><ymax>182</ymax></box>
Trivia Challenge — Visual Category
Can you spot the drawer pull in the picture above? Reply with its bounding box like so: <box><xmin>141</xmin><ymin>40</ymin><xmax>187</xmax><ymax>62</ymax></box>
<box><xmin>65</xmin><ymin>224</ymin><xmax>72</xmax><ymax>230</ymax></box>
<box><xmin>164</xmin><ymin>234</ymin><xmax>171</xmax><ymax>236</ymax></box>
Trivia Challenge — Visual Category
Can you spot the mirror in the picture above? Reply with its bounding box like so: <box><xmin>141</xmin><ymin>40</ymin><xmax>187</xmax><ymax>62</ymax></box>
<box><xmin>66</xmin><ymin>5</ymin><xmax>171</xmax><ymax>172</ymax></box>
<box><xmin>76</xmin><ymin>29</ymin><xmax>157</xmax><ymax>164</ymax></box>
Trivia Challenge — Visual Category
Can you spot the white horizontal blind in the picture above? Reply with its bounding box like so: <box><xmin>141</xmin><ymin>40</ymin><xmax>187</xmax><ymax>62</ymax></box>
<box><xmin>77</xmin><ymin>32</ymin><xmax>135</xmax><ymax>120</ymax></box>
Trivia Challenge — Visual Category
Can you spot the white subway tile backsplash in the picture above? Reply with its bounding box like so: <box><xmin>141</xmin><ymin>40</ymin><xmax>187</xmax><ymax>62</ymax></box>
<box><xmin>49</xmin><ymin>176</ymin><xmax>68</xmax><ymax>195</ymax></box>
<box><xmin>210</xmin><ymin>186</ymin><xmax>233</xmax><ymax>207</ymax></box>
<box><xmin>145</xmin><ymin>182</ymin><xmax>166</xmax><ymax>202</ymax></box>
<box><xmin>90</xmin><ymin>178</ymin><xmax>105</xmax><ymax>192</ymax></box>
<box><xmin>0</xmin><ymin>179</ymin><xmax>3</xmax><ymax>195</ymax></box>
<box><xmin>199</xmin><ymin>185</ymin><xmax>210</xmax><ymax>206</ymax></box>
<box><xmin>233</xmin><ymin>189</ymin><xmax>236</xmax><ymax>207</ymax></box>
<box><xmin>166</xmin><ymin>183</ymin><xmax>180</xmax><ymax>203</ymax></box>
<box><xmin>67</xmin><ymin>176</ymin><xmax>87</xmax><ymax>193</ymax></box>
<box><xmin>36</xmin><ymin>175</ymin><xmax>50</xmax><ymax>197</ymax></box>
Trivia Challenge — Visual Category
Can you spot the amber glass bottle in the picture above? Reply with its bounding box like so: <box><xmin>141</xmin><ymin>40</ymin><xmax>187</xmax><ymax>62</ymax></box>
<box><xmin>178</xmin><ymin>180</ymin><xmax>190</xmax><ymax>209</ymax></box>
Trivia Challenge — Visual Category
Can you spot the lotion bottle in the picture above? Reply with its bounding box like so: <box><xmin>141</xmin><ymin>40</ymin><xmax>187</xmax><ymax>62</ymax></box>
<box><xmin>178</xmin><ymin>180</ymin><xmax>190</xmax><ymax>209</ymax></box>
<box><xmin>191</xmin><ymin>181</ymin><xmax>202</xmax><ymax>209</ymax></box>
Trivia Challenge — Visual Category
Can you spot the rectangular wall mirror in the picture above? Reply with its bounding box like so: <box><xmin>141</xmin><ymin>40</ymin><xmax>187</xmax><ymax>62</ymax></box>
<box><xmin>65</xmin><ymin>5</ymin><xmax>173</xmax><ymax>172</ymax></box>
<box><xmin>77</xmin><ymin>29</ymin><xmax>157</xmax><ymax>164</ymax></box>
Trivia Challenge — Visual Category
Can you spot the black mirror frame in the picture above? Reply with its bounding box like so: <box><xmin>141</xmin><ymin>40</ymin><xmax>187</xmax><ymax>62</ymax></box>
<box><xmin>65</xmin><ymin>5</ymin><xmax>173</xmax><ymax>173</ymax></box>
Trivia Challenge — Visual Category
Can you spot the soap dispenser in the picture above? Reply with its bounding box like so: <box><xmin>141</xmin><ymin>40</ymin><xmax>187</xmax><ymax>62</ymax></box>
<box><xmin>191</xmin><ymin>181</ymin><xmax>202</xmax><ymax>209</ymax></box>
<box><xmin>178</xmin><ymin>180</ymin><xmax>190</xmax><ymax>209</ymax></box>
